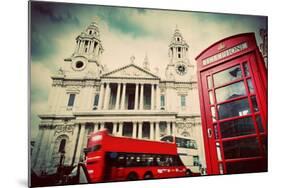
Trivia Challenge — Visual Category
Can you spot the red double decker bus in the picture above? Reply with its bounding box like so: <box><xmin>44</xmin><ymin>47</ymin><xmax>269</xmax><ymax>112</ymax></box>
<box><xmin>84</xmin><ymin>130</ymin><xmax>189</xmax><ymax>183</ymax></box>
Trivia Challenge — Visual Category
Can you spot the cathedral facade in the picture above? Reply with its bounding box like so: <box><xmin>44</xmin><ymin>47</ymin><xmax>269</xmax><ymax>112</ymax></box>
<box><xmin>31</xmin><ymin>21</ymin><xmax>205</xmax><ymax>175</ymax></box>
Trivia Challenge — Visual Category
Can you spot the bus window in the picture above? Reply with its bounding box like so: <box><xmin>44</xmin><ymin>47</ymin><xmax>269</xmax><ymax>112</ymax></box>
<box><xmin>161</xmin><ymin>136</ymin><xmax>174</xmax><ymax>142</ymax></box>
<box><xmin>117</xmin><ymin>153</ymin><xmax>126</xmax><ymax>167</ymax></box>
<box><xmin>175</xmin><ymin>137</ymin><xmax>198</xmax><ymax>149</ymax></box>
<box><xmin>173</xmin><ymin>156</ymin><xmax>184</xmax><ymax>166</ymax></box>
<box><xmin>193</xmin><ymin>156</ymin><xmax>200</xmax><ymax>166</ymax></box>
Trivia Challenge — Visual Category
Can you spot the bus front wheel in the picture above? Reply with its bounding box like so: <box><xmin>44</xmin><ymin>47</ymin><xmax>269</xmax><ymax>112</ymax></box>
<box><xmin>186</xmin><ymin>169</ymin><xmax>192</xmax><ymax>176</ymax></box>
<box><xmin>143</xmin><ymin>172</ymin><xmax>153</xmax><ymax>179</ymax></box>
<box><xmin>127</xmin><ymin>172</ymin><xmax>138</xmax><ymax>181</ymax></box>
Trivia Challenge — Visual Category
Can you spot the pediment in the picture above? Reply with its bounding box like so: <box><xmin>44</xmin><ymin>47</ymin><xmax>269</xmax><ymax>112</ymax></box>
<box><xmin>102</xmin><ymin>64</ymin><xmax>159</xmax><ymax>79</ymax></box>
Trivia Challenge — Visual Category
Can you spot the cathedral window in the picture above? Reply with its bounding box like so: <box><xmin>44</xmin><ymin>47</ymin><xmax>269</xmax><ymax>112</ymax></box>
<box><xmin>67</xmin><ymin>94</ymin><xmax>76</xmax><ymax>107</ymax></box>
<box><xmin>178</xmin><ymin>54</ymin><xmax>181</xmax><ymax>58</ymax></box>
<box><xmin>160</xmin><ymin>95</ymin><xmax>165</xmax><ymax>110</ymax></box>
<box><xmin>89</xmin><ymin>30</ymin><xmax>92</xmax><ymax>35</ymax></box>
<box><xmin>178</xmin><ymin>47</ymin><xmax>181</xmax><ymax>52</ymax></box>
<box><xmin>177</xmin><ymin>37</ymin><xmax>180</xmax><ymax>41</ymax></box>
<box><xmin>181</xmin><ymin>95</ymin><xmax>186</xmax><ymax>107</ymax></box>
<box><xmin>93</xmin><ymin>94</ymin><xmax>99</xmax><ymax>110</ymax></box>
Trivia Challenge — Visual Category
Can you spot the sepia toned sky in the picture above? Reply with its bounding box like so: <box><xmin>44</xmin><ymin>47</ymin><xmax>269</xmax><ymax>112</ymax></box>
<box><xmin>30</xmin><ymin>1</ymin><xmax>267</xmax><ymax>140</ymax></box>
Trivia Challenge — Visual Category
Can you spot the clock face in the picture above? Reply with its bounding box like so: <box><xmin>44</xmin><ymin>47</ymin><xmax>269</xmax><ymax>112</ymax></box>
<box><xmin>176</xmin><ymin>63</ymin><xmax>187</xmax><ymax>75</ymax></box>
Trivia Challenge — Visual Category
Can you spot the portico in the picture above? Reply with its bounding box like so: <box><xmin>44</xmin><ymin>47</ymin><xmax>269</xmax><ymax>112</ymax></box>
<box><xmin>98</xmin><ymin>64</ymin><xmax>161</xmax><ymax>111</ymax></box>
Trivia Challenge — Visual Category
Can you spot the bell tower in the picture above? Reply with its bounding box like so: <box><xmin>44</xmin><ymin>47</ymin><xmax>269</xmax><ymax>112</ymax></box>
<box><xmin>169</xmin><ymin>26</ymin><xmax>189</xmax><ymax>65</ymax></box>
<box><xmin>73</xmin><ymin>21</ymin><xmax>103</xmax><ymax>62</ymax></box>
<box><xmin>63</xmin><ymin>20</ymin><xmax>104</xmax><ymax>78</ymax></box>
<box><xmin>165</xmin><ymin>26</ymin><xmax>193</xmax><ymax>81</ymax></box>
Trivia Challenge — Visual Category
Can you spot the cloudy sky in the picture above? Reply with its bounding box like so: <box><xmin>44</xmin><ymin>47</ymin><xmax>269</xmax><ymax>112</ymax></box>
<box><xmin>30</xmin><ymin>1</ymin><xmax>267</xmax><ymax>140</ymax></box>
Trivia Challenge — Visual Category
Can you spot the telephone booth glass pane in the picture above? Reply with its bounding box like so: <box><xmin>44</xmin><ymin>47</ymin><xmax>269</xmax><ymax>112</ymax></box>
<box><xmin>256</xmin><ymin>115</ymin><xmax>264</xmax><ymax>133</ymax></box>
<box><xmin>209</xmin><ymin>91</ymin><xmax>214</xmax><ymax>105</ymax></box>
<box><xmin>226</xmin><ymin>159</ymin><xmax>265</xmax><ymax>174</ymax></box>
<box><xmin>213</xmin><ymin>65</ymin><xmax>242</xmax><ymax>87</ymax></box>
<box><xmin>215</xmin><ymin>81</ymin><xmax>246</xmax><ymax>103</ymax></box>
<box><xmin>247</xmin><ymin>79</ymin><xmax>254</xmax><ymax>94</ymax></box>
<box><xmin>243</xmin><ymin>63</ymin><xmax>250</xmax><ymax>77</ymax></box>
<box><xmin>211</xmin><ymin>106</ymin><xmax>216</xmax><ymax>122</ymax></box>
<box><xmin>220</xmin><ymin>117</ymin><xmax>256</xmax><ymax>138</ymax></box>
<box><xmin>251</xmin><ymin>96</ymin><xmax>259</xmax><ymax>112</ymax></box>
<box><xmin>223</xmin><ymin>137</ymin><xmax>260</xmax><ymax>159</ymax></box>
<box><xmin>207</xmin><ymin>76</ymin><xmax>213</xmax><ymax>89</ymax></box>
<box><xmin>217</xmin><ymin>98</ymin><xmax>251</xmax><ymax>120</ymax></box>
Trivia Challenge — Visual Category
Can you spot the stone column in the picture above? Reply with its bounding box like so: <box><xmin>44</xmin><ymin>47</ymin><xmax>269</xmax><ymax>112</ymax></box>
<box><xmin>75</xmin><ymin>40</ymin><xmax>79</xmax><ymax>53</ymax></box>
<box><xmin>134</xmin><ymin>84</ymin><xmax>139</xmax><ymax>110</ymax></box>
<box><xmin>118</xmin><ymin>122</ymin><xmax>123</xmax><ymax>136</ymax></box>
<box><xmin>140</xmin><ymin>84</ymin><xmax>144</xmax><ymax>110</ymax></box>
<box><xmin>115</xmin><ymin>83</ymin><xmax>121</xmax><ymax>110</ymax></box>
<box><xmin>138</xmin><ymin>122</ymin><xmax>143</xmax><ymax>139</ymax></box>
<box><xmin>78</xmin><ymin>40</ymin><xmax>81</xmax><ymax>52</ymax></box>
<box><xmin>156</xmin><ymin>84</ymin><xmax>160</xmax><ymax>110</ymax></box>
<box><xmin>103</xmin><ymin>83</ymin><xmax>110</xmax><ymax>109</ymax></box>
<box><xmin>80</xmin><ymin>40</ymin><xmax>85</xmax><ymax>53</ymax></box>
<box><xmin>113</xmin><ymin>122</ymin><xmax>118</xmax><ymax>136</ymax></box>
<box><xmin>100</xmin><ymin>122</ymin><xmax>104</xmax><ymax>130</ymax></box>
<box><xmin>121</xmin><ymin>83</ymin><xmax>126</xmax><ymax>110</ymax></box>
<box><xmin>98</xmin><ymin>83</ymin><xmax>105</xmax><ymax>110</ymax></box>
<box><xmin>93</xmin><ymin>123</ymin><xmax>98</xmax><ymax>133</ymax></box>
<box><xmin>172</xmin><ymin>122</ymin><xmax>176</xmax><ymax>136</ymax></box>
<box><xmin>78</xmin><ymin>40</ymin><xmax>82</xmax><ymax>53</ymax></box>
<box><xmin>150</xmin><ymin>122</ymin><xmax>154</xmax><ymax>140</ymax></box>
<box><xmin>167</xmin><ymin>122</ymin><xmax>171</xmax><ymax>136</ymax></box>
<box><xmin>155</xmin><ymin>122</ymin><xmax>160</xmax><ymax>140</ymax></box>
<box><xmin>132</xmin><ymin>122</ymin><xmax>137</xmax><ymax>138</ymax></box>
<box><xmin>88</xmin><ymin>41</ymin><xmax>92</xmax><ymax>53</ymax></box>
<box><xmin>151</xmin><ymin>84</ymin><xmax>155</xmax><ymax>110</ymax></box>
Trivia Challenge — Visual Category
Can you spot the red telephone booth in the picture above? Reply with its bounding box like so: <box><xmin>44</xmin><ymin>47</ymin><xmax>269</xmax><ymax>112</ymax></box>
<box><xmin>196</xmin><ymin>33</ymin><xmax>267</xmax><ymax>175</ymax></box>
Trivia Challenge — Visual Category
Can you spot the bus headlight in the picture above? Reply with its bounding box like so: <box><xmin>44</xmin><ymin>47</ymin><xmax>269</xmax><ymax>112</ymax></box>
<box><xmin>91</xmin><ymin>135</ymin><xmax>102</xmax><ymax>142</ymax></box>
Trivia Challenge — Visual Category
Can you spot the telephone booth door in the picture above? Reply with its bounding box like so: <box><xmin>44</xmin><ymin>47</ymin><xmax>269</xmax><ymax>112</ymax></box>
<box><xmin>196</xmin><ymin>33</ymin><xmax>267</xmax><ymax>175</ymax></box>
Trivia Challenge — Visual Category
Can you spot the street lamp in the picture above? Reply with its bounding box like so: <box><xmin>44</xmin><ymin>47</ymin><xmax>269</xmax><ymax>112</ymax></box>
<box><xmin>57</xmin><ymin>150</ymin><xmax>66</xmax><ymax>184</ymax></box>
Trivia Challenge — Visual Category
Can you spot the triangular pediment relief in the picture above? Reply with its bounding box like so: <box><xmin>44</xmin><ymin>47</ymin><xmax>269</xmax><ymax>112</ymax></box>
<box><xmin>102</xmin><ymin>64</ymin><xmax>159</xmax><ymax>79</ymax></box>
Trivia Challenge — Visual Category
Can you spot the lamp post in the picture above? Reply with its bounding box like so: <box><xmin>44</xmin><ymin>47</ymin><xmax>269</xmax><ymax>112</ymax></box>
<box><xmin>57</xmin><ymin>150</ymin><xmax>65</xmax><ymax>184</ymax></box>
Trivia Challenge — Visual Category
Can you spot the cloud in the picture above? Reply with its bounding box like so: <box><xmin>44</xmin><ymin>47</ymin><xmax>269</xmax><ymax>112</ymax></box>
<box><xmin>30</xmin><ymin>2</ymin><xmax>267</xmax><ymax>140</ymax></box>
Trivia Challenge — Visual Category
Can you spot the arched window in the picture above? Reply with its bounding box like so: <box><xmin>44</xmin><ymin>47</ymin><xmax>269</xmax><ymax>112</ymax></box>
<box><xmin>58</xmin><ymin>139</ymin><xmax>66</xmax><ymax>153</ymax></box>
